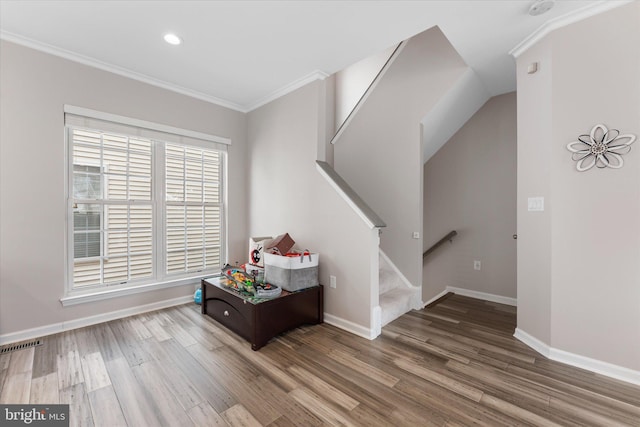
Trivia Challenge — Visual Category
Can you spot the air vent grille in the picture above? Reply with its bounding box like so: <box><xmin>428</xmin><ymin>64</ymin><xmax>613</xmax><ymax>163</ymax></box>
<box><xmin>0</xmin><ymin>339</ymin><xmax>43</xmax><ymax>354</ymax></box>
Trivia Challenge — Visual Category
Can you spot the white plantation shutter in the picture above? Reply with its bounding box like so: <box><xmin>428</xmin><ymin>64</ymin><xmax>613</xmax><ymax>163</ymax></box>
<box><xmin>69</xmin><ymin>128</ymin><xmax>154</xmax><ymax>287</ymax></box>
<box><xmin>66</xmin><ymin>106</ymin><xmax>227</xmax><ymax>292</ymax></box>
<box><xmin>165</xmin><ymin>144</ymin><xmax>223</xmax><ymax>275</ymax></box>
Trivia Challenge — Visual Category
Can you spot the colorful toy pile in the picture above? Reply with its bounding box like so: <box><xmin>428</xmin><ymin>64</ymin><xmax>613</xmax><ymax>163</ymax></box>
<box><xmin>221</xmin><ymin>264</ymin><xmax>281</xmax><ymax>299</ymax></box>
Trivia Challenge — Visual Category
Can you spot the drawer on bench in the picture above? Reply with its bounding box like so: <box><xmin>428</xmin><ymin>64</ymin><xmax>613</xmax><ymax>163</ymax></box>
<box><xmin>205</xmin><ymin>298</ymin><xmax>251</xmax><ymax>341</ymax></box>
<box><xmin>204</xmin><ymin>282</ymin><xmax>253</xmax><ymax>315</ymax></box>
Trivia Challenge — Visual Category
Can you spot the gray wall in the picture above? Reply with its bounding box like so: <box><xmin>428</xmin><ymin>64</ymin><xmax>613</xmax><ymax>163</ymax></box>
<box><xmin>0</xmin><ymin>41</ymin><xmax>248</xmax><ymax>336</ymax></box>
<box><xmin>517</xmin><ymin>2</ymin><xmax>640</xmax><ymax>371</ymax></box>
<box><xmin>516</xmin><ymin>37</ymin><xmax>553</xmax><ymax>345</ymax></box>
<box><xmin>334</xmin><ymin>45</ymin><xmax>395</xmax><ymax>129</ymax></box>
<box><xmin>423</xmin><ymin>93</ymin><xmax>517</xmax><ymax>302</ymax></box>
<box><xmin>334</xmin><ymin>27</ymin><xmax>467</xmax><ymax>288</ymax></box>
<box><xmin>247</xmin><ymin>80</ymin><xmax>380</xmax><ymax>332</ymax></box>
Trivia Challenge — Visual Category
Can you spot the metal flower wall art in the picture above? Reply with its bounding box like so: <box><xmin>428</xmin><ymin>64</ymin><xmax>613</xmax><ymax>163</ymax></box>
<box><xmin>567</xmin><ymin>124</ymin><xmax>636</xmax><ymax>171</ymax></box>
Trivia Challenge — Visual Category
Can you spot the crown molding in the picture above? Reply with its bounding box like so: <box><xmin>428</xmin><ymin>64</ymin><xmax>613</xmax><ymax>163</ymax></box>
<box><xmin>0</xmin><ymin>30</ymin><xmax>246</xmax><ymax>112</ymax></box>
<box><xmin>246</xmin><ymin>70</ymin><xmax>329</xmax><ymax>112</ymax></box>
<box><xmin>509</xmin><ymin>0</ymin><xmax>633</xmax><ymax>58</ymax></box>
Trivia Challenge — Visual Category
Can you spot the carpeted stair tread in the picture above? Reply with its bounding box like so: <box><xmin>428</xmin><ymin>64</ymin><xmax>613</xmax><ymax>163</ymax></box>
<box><xmin>380</xmin><ymin>287</ymin><xmax>420</xmax><ymax>327</ymax></box>
<box><xmin>379</xmin><ymin>269</ymin><xmax>402</xmax><ymax>294</ymax></box>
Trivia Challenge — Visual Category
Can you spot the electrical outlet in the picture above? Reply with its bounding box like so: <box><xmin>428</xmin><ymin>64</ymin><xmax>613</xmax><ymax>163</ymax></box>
<box><xmin>330</xmin><ymin>275</ymin><xmax>337</xmax><ymax>289</ymax></box>
<box><xmin>473</xmin><ymin>260</ymin><xmax>481</xmax><ymax>271</ymax></box>
<box><xmin>412</xmin><ymin>232</ymin><xmax>420</xmax><ymax>239</ymax></box>
<box><xmin>528</xmin><ymin>197</ymin><xmax>544</xmax><ymax>212</ymax></box>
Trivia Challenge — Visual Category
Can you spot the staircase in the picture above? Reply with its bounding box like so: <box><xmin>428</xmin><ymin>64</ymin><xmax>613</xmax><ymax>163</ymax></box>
<box><xmin>379</xmin><ymin>250</ymin><xmax>421</xmax><ymax>326</ymax></box>
<box><xmin>326</xmin><ymin>26</ymin><xmax>477</xmax><ymax>337</ymax></box>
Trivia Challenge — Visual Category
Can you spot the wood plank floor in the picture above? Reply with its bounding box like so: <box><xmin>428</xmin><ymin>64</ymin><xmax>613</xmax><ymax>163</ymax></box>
<box><xmin>1</xmin><ymin>293</ymin><xmax>639</xmax><ymax>426</ymax></box>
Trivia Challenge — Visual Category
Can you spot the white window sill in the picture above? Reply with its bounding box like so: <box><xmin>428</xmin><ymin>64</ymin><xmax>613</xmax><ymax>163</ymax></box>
<box><xmin>60</xmin><ymin>274</ymin><xmax>217</xmax><ymax>307</ymax></box>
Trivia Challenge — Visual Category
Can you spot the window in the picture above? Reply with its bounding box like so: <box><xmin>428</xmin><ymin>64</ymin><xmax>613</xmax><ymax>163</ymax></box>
<box><xmin>73</xmin><ymin>164</ymin><xmax>102</xmax><ymax>259</ymax></box>
<box><xmin>165</xmin><ymin>144</ymin><xmax>222</xmax><ymax>274</ymax></box>
<box><xmin>65</xmin><ymin>107</ymin><xmax>228</xmax><ymax>296</ymax></box>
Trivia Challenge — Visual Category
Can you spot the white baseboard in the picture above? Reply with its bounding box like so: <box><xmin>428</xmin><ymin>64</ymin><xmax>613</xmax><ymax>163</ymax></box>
<box><xmin>515</xmin><ymin>327</ymin><xmax>640</xmax><ymax>387</ymax></box>
<box><xmin>422</xmin><ymin>289</ymin><xmax>450</xmax><ymax>308</ymax></box>
<box><xmin>446</xmin><ymin>286</ymin><xmax>517</xmax><ymax>306</ymax></box>
<box><xmin>514</xmin><ymin>327</ymin><xmax>551</xmax><ymax>358</ymax></box>
<box><xmin>324</xmin><ymin>312</ymin><xmax>377</xmax><ymax>340</ymax></box>
<box><xmin>0</xmin><ymin>295</ymin><xmax>193</xmax><ymax>345</ymax></box>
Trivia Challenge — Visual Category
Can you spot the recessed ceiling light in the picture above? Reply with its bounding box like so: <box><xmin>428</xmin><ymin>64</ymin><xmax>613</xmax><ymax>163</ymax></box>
<box><xmin>164</xmin><ymin>33</ymin><xmax>182</xmax><ymax>45</ymax></box>
<box><xmin>528</xmin><ymin>0</ymin><xmax>555</xmax><ymax>16</ymax></box>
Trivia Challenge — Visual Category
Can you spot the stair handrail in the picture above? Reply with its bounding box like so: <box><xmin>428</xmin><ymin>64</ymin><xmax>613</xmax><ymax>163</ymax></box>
<box><xmin>331</xmin><ymin>41</ymin><xmax>406</xmax><ymax>145</ymax></box>
<box><xmin>423</xmin><ymin>230</ymin><xmax>457</xmax><ymax>259</ymax></box>
<box><xmin>316</xmin><ymin>161</ymin><xmax>386</xmax><ymax>229</ymax></box>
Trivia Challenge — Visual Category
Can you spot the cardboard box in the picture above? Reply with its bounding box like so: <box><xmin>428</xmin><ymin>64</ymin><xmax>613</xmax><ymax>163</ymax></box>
<box><xmin>266</xmin><ymin>233</ymin><xmax>295</xmax><ymax>256</ymax></box>
<box><xmin>249</xmin><ymin>236</ymin><xmax>272</xmax><ymax>267</ymax></box>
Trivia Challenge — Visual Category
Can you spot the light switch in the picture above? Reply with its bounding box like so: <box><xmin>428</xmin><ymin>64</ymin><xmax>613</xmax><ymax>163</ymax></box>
<box><xmin>528</xmin><ymin>197</ymin><xmax>544</xmax><ymax>212</ymax></box>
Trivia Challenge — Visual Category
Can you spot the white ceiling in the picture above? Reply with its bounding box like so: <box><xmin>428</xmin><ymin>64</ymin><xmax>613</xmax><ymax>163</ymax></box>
<box><xmin>0</xmin><ymin>1</ymin><xmax>624</xmax><ymax>112</ymax></box>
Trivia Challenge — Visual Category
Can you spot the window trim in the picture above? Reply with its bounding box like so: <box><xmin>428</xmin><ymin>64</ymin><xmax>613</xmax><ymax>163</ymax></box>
<box><xmin>64</xmin><ymin>105</ymin><xmax>231</xmax><ymax>146</ymax></box>
<box><xmin>60</xmin><ymin>274</ymin><xmax>207</xmax><ymax>306</ymax></box>
<box><xmin>63</xmin><ymin>107</ymin><xmax>229</xmax><ymax>304</ymax></box>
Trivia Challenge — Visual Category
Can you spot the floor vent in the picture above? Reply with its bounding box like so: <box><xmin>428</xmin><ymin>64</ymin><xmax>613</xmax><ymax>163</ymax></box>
<box><xmin>0</xmin><ymin>339</ymin><xmax>43</xmax><ymax>354</ymax></box>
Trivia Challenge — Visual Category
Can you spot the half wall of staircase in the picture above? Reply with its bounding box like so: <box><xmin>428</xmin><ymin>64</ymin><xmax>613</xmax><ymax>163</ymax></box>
<box><xmin>247</xmin><ymin>79</ymin><xmax>385</xmax><ymax>340</ymax></box>
<box><xmin>332</xmin><ymin>26</ymin><xmax>469</xmax><ymax>291</ymax></box>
